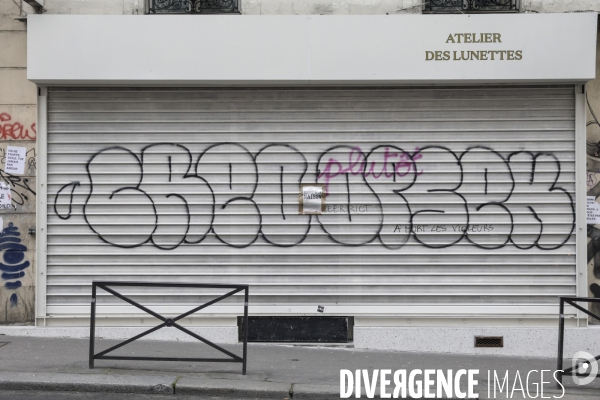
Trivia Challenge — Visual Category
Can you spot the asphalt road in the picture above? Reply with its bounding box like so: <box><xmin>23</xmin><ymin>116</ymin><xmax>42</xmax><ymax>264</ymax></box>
<box><xmin>0</xmin><ymin>391</ymin><xmax>282</xmax><ymax>400</ymax></box>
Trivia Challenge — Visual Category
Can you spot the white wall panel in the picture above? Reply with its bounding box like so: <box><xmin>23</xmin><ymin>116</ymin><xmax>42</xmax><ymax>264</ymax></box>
<box><xmin>27</xmin><ymin>14</ymin><xmax>597</xmax><ymax>85</ymax></box>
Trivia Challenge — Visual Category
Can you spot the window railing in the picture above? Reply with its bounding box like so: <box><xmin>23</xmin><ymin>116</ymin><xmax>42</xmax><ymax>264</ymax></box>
<box><xmin>148</xmin><ymin>0</ymin><xmax>240</xmax><ymax>14</ymax></box>
<box><xmin>423</xmin><ymin>0</ymin><xmax>518</xmax><ymax>13</ymax></box>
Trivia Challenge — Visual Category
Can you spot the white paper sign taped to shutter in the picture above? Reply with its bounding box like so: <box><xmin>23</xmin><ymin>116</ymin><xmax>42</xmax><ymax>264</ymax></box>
<box><xmin>299</xmin><ymin>184</ymin><xmax>325</xmax><ymax>214</ymax></box>
<box><xmin>587</xmin><ymin>196</ymin><xmax>600</xmax><ymax>224</ymax></box>
<box><xmin>4</xmin><ymin>146</ymin><xmax>26</xmax><ymax>175</ymax></box>
<box><xmin>0</xmin><ymin>183</ymin><xmax>11</xmax><ymax>210</ymax></box>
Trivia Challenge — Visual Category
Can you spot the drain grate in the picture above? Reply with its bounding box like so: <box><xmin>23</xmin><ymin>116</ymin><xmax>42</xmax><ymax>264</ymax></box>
<box><xmin>474</xmin><ymin>336</ymin><xmax>503</xmax><ymax>348</ymax></box>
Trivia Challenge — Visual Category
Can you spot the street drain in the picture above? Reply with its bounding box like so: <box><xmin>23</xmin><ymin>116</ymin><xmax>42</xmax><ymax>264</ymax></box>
<box><xmin>474</xmin><ymin>336</ymin><xmax>503</xmax><ymax>348</ymax></box>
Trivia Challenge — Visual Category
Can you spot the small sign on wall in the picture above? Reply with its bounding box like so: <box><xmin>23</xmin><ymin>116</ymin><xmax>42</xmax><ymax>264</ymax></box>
<box><xmin>0</xmin><ymin>183</ymin><xmax>11</xmax><ymax>210</ymax></box>
<box><xmin>587</xmin><ymin>196</ymin><xmax>600</xmax><ymax>224</ymax></box>
<box><xmin>4</xmin><ymin>146</ymin><xmax>27</xmax><ymax>175</ymax></box>
<box><xmin>299</xmin><ymin>184</ymin><xmax>325</xmax><ymax>214</ymax></box>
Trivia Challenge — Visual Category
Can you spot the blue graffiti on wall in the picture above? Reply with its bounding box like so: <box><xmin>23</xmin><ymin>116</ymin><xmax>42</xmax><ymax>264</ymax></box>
<box><xmin>0</xmin><ymin>223</ymin><xmax>29</xmax><ymax>306</ymax></box>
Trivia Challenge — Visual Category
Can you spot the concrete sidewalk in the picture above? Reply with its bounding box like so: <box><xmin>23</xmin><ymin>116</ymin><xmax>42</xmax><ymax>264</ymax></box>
<box><xmin>0</xmin><ymin>335</ymin><xmax>599</xmax><ymax>399</ymax></box>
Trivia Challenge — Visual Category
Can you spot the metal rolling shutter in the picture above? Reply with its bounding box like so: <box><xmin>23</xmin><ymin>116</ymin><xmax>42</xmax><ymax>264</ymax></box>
<box><xmin>46</xmin><ymin>86</ymin><xmax>576</xmax><ymax>319</ymax></box>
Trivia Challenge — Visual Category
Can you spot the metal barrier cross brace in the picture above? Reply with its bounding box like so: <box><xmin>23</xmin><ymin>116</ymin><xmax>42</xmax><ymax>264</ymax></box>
<box><xmin>556</xmin><ymin>296</ymin><xmax>600</xmax><ymax>386</ymax></box>
<box><xmin>89</xmin><ymin>281</ymin><xmax>249</xmax><ymax>374</ymax></box>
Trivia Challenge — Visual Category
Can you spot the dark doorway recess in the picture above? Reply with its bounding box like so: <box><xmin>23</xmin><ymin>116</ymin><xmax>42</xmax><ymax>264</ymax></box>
<box><xmin>241</xmin><ymin>316</ymin><xmax>349</xmax><ymax>343</ymax></box>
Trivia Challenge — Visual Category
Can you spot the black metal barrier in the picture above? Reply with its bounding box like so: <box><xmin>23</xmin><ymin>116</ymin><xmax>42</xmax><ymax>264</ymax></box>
<box><xmin>556</xmin><ymin>296</ymin><xmax>600</xmax><ymax>386</ymax></box>
<box><xmin>89</xmin><ymin>281</ymin><xmax>249</xmax><ymax>374</ymax></box>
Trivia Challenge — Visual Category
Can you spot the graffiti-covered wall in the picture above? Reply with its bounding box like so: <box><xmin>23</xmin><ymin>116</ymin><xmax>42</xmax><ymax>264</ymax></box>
<box><xmin>0</xmin><ymin>0</ymin><xmax>38</xmax><ymax>323</ymax></box>
<box><xmin>1</xmin><ymin>0</ymin><xmax>599</xmax><ymax>326</ymax></box>
<box><xmin>587</xmin><ymin>29</ymin><xmax>600</xmax><ymax>323</ymax></box>
<box><xmin>42</xmin><ymin>86</ymin><xmax>578</xmax><ymax>317</ymax></box>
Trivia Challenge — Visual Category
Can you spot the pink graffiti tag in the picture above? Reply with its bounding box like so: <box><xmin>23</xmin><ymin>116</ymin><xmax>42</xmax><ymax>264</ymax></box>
<box><xmin>318</xmin><ymin>146</ymin><xmax>423</xmax><ymax>194</ymax></box>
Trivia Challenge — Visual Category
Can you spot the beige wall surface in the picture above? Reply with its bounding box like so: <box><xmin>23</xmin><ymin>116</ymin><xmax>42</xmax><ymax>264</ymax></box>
<box><xmin>0</xmin><ymin>0</ymin><xmax>36</xmax><ymax>324</ymax></box>
<box><xmin>586</xmin><ymin>28</ymin><xmax>600</xmax><ymax>323</ymax></box>
<box><xmin>34</xmin><ymin>0</ymin><xmax>600</xmax><ymax>15</ymax></box>
<box><xmin>0</xmin><ymin>0</ymin><xmax>598</xmax><ymax>325</ymax></box>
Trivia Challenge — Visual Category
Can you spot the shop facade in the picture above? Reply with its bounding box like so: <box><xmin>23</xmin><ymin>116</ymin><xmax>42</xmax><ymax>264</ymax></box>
<box><xmin>20</xmin><ymin>12</ymin><xmax>600</xmax><ymax>355</ymax></box>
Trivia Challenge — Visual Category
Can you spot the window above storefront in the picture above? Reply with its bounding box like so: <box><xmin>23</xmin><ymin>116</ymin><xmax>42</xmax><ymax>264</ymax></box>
<box><xmin>423</xmin><ymin>0</ymin><xmax>518</xmax><ymax>13</ymax></box>
<box><xmin>147</xmin><ymin>0</ymin><xmax>240</xmax><ymax>14</ymax></box>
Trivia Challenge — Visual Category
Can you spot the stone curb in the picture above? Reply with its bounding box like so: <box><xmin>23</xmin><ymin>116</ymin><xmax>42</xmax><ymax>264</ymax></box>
<box><xmin>0</xmin><ymin>371</ymin><xmax>293</xmax><ymax>398</ymax></box>
<box><xmin>175</xmin><ymin>376</ymin><xmax>291</xmax><ymax>397</ymax></box>
<box><xmin>291</xmin><ymin>383</ymin><xmax>339</xmax><ymax>399</ymax></box>
<box><xmin>0</xmin><ymin>372</ymin><xmax>177</xmax><ymax>394</ymax></box>
<box><xmin>2</xmin><ymin>371</ymin><xmax>600</xmax><ymax>399</ymax></box>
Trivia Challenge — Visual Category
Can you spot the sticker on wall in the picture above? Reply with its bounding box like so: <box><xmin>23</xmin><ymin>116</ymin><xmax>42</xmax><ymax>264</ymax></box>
<box><xmin>299</xmin><ymin>184</ymin><xmax>325</xmax><ymax>214</ymax></box>
<box><xmin>0</xmin><ymin>183</ymin><xmax>10</xmax><ymax>210</ymax></box>
<box><xmin>587</xmin><ymin>196</ymin><xmax>600</xmax><ymax>224</ymax></box>
<box><xmin>4</xmin><ymin>146</ymin><xmax>26</xmax><ymax>175</ymax></box>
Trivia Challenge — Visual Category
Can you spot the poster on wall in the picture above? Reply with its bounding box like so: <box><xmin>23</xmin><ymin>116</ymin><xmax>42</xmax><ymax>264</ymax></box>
<box><xmin>4</xmin><ymin>146</ymin><xmax>26</xmax><ymax>175</ymax></box>
<box><xmin>0</xmin><ymin>183</ymin><xmax>11</xmax><ymax>210</ymax></box>
<box><xmin>587</xmin><ymin>196</ymin><xmax>600</xmax><ymax>224</ymax></box>
<box><xmin>299</xmin><ymin>184</ymin><xmax>325</xmax><ymax>214</ymax></box>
